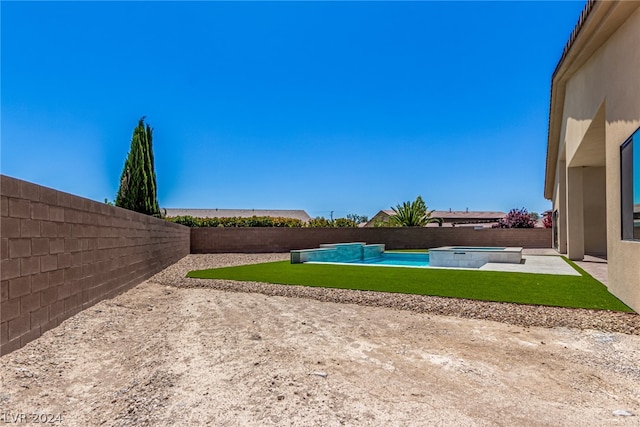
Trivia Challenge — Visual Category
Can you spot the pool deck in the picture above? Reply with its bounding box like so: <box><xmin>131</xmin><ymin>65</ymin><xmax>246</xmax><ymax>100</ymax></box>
<box><xmin>478</xmin><ymin>254</ymin><xmax>580</xmax><ymax>276</ymax></box>
<box><xmin>432</xmin><ymin>249</ymin><xmax>607</xmax><ymax>281</ymax></box>
<box><xmin>480</xmin><ymin>249</ymin><xmax>608</xmax><ymax>286</ymax></box>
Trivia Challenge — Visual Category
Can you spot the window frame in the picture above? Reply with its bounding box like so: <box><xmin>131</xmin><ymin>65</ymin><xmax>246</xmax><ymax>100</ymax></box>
<box><xmin>620</xmin><ymin>127</ymin><xmax>639</xmax><ymax>241</ymax></box>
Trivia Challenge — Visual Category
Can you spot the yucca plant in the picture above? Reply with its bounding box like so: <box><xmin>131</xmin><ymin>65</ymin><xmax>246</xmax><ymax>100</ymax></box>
<box><xmin>390</xmin><ymin>195</ymin><xmax>442</xmax><ymax>227</ymax></box>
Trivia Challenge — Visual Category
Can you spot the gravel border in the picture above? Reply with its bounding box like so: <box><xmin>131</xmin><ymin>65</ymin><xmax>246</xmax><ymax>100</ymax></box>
<box><xmin>149</xmin><ymin>254</ymin><xmax>640</xmax><ymax>335</ymax></box>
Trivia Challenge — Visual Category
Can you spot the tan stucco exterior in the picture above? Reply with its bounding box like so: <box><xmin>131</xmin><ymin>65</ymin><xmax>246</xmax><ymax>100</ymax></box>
<box><xmin>545</xmin><ymin>1</ymin><xmax>640</xmax><ymax>312</ymax></box>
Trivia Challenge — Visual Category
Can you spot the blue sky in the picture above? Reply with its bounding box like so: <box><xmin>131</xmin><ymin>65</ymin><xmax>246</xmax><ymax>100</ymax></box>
<box><xmin>2</xmin><ymin>1</ymin><xmax>586</xmax><ymax>219</ymax></box>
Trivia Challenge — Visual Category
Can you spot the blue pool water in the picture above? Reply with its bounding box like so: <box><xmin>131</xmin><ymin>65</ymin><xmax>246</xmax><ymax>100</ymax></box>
<box><xmin>344</xmin><ymin>252</ymin><xmax>430</xmax><ymax>267</ymax></box>
<box><xmin>291</xmin><ymin>243</ymin><xmax>431</xmax><ymax>267</ymax></box>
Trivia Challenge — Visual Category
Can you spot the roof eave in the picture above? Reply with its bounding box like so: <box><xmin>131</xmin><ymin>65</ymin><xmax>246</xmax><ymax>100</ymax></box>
<box><xmin>545</xmin><ymin>0</ymin><xmax>599</xmax><ymax>200</ymax></box>
<box><xmin>544</xmin><ymin>78</ymin><xmax>565</xmax><ymax>200</ymax></box>
<box><xmin>545</xmin><ymin>1</ymin><xmax>640</xmax><ymax>201</ymax></box>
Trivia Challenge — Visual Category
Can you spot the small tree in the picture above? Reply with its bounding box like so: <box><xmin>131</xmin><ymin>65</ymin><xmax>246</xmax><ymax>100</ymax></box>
<box><xmin>346</xmin><ymin>213</ymin><xmax>368</xmax><ymax>225</ymax></box>
<box><xmin>493</xmin><ymin>208</ymin><xmax>536</xmax><ymax>228</ymax></box>
<box><xmin>116</xmin><ymin>117</ymin><xmax>160</xmax><ymax>216</ymax></box>
<box><xmin>390</xmin><ymin>196</ymin><xmax>442</xmax><ymax>227</ymax></box>
<box><xmin>307</xmin><ymin>217</ymin><xmax>358</xmax><ymax>227</ymax></box>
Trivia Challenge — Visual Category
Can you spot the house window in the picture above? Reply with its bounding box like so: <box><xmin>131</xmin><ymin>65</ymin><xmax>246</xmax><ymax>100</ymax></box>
<box><xmin>621</xmin><ymin>127</ymin><xmax>640</xmax><ymax>241</ymax></box>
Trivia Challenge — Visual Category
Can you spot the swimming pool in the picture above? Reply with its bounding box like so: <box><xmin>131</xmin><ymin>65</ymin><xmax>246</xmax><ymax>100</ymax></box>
<box><xmin>344</xmin><ymin>252</ymin><xmax>430</xmax><ymax>267</ymax></box>
<box><xmin>290</xmin><ymin>243</ymin><xmax>520</xmax><ymax>269</ymax></box>
<box><xmin>290</xmin><ymin>243</ymin><xmax>432</xmax><ymax>267</ymax></box>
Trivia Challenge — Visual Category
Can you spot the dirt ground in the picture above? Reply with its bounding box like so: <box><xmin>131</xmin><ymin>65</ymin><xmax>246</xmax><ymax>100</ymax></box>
<box><xmin>1</xmin><ymin>274</ymin><xmax>639</xmax><ymax>426</ymax></box>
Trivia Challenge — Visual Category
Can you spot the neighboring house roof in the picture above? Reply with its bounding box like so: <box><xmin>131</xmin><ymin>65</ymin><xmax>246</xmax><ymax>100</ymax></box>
<box><xmin>431</xmin><ymin>210</ymin><xmax>506</xmax><ymax>220</ymax></box>
<box><xmin>365</xmin><ymin>209</ymin><xmax>506</xmax><ymax>226</ymax></box>
<box><xmin>425</xmin><ymin>222</ymin><xmax>500</xmax><ymax>229</ymax></box>
<box><xmin>164</xmin><ymin>208</ymin><xmax>312</xmax><ymax>222</ymax></box>
<box><xmin>371</xmin><ymin>209</ymin><xmax>505</xmax><ymax>219</ymax></box>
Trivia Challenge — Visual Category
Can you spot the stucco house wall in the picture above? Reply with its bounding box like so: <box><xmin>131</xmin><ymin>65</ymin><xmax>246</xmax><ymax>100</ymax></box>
<box><xmin>547</xmin><ymin>1</ymin><xmax>640</xmax><ymax>311</ymax></box>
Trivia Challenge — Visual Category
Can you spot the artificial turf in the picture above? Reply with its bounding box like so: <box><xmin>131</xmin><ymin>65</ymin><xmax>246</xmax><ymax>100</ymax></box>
<box><xmin>187</xmin><ymin>258</ymin><xmax>633</xmax><ymax>312</ymax></box>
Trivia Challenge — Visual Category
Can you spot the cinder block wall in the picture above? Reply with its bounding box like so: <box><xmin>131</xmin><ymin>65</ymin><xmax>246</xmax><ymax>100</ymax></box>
<box><xmin>191</xmin><ymin>227</ymin><xmax>552</xmax><ymax>253</ymax></box>
<box><xmin>1</xmin><ymin>175</ymin><xmax>190</xmax><ymax>355</ymax></box>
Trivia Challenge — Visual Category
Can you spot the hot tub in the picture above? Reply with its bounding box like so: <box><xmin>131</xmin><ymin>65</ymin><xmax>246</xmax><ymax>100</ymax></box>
<box><xmin>428</xmin><ymin>246</ymin><xmax>522</xmax><ymax>268</ymax></box>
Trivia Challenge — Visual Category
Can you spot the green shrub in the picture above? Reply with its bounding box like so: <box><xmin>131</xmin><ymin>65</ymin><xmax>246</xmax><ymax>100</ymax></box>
<box><xmin>166</xmin><ymin>216</ymin><xmax>304</xmax><ymax>228</ymax></box>
<box><xmin>333</xmin><ymin>218</ymin><xmax>358</xmax><ymax>227</ymax></box>
<box><xmin>306</xmin><ymin>216</ymin><xmax>358</xmax><ymax>227</ymax></box>
<box><xmin>307</xmin><ymin>217</ymin><xmax>332</xmax><ymax>227</ymax></box>
<box><xmin>167</xmin><ymin>215</ymin><xmax>200</xmax><ymax>227</ymax></box>
<box><xmin>167</xmin><ymin>215</ymin><xmax>362</xmax><ymax>228</ymax></box>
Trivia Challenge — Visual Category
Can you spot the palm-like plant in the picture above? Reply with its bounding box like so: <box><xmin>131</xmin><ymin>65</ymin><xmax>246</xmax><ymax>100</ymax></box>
<box><xmin>390</xmin><ymin>196</ymin><xmax>442</xmax><ymax>227</ymax></box>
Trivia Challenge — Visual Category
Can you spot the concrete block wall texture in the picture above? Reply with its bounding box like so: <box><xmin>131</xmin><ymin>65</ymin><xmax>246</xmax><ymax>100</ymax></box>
<box><xmin>1</xmin><ymin>175</ymin><xmax>190</xmax><ymax>355</ymax></box>
<box><xmin>190</xmin><ymin>227</ymin><xmax>552</xmax><ymax>253</ymax></box>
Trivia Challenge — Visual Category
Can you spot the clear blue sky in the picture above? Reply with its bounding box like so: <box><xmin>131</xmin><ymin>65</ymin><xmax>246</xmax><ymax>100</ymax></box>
<box><xmin>2</xmin><ymin>1</ymin><xmax>586</xmax><ymax>219</ymax></box>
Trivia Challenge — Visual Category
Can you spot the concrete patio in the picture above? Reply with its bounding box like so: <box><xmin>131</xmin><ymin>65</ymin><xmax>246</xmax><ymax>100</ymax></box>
<box><xmin>519</xmin><ymin>249</ymin><xmax>608</xmax><ymax>284</ymax></box>
<box><xmin>478</xmin><ymin>254</ymin><xmax>581</xmax><ymax>276</ymax></box>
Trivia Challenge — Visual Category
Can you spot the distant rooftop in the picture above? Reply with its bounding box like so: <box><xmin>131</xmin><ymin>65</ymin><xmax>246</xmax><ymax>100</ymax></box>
<box><xmin>431</xmin><ymin>210</ymin><xmax>506</xmax><ymax>220</ymax></box>
<box><xmin>378</xmin><ymin>209</ymin><xmax>506</xmax><ymax>220</ymax></box>
<box><xmin>164</xmin><ymin>208</ymin><xmax>311</xmax><ymax>222</ymax></box>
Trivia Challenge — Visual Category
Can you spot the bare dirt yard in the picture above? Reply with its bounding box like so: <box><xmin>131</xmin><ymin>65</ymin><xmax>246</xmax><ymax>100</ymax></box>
<box><xmin>1</xmin><ymin>254</ymin><xmax>639</xmax><ymax>426</ymax></box>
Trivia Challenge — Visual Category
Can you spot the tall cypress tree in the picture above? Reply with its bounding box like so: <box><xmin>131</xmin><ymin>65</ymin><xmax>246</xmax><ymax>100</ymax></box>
<box><xmin>116</xmin><ymin>117</ymin><xmax>160</xmax><ymax>216</ymax></box>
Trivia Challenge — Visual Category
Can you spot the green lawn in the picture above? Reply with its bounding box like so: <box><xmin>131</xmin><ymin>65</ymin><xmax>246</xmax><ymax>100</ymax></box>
<box><xmin>187</xmin><ymin>258</ymin><xmax>633</xmax><ymax>312</ymax></box>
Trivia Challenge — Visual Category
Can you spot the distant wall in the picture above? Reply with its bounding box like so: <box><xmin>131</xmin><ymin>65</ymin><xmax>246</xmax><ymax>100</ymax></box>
<box><xmin>191</xmin><ymin>227</ymin><xmax>552</xmax><ymax>253</ymax></box>
<box><xmin>1</xmin><ymin>175</ymin><xmax>190</xmax><ymax>355</ymax></box>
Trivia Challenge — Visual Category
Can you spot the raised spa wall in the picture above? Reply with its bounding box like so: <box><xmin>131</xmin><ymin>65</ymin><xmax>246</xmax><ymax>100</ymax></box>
<box><xmin>290</xmin><ymin>242</ymin><xmax>385</xmax><ymax>264</ymax></box>
<box><xmin>429</xmin><ymin>247</ymin><xmax>523</xmax><ymax>268</ymax></box>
